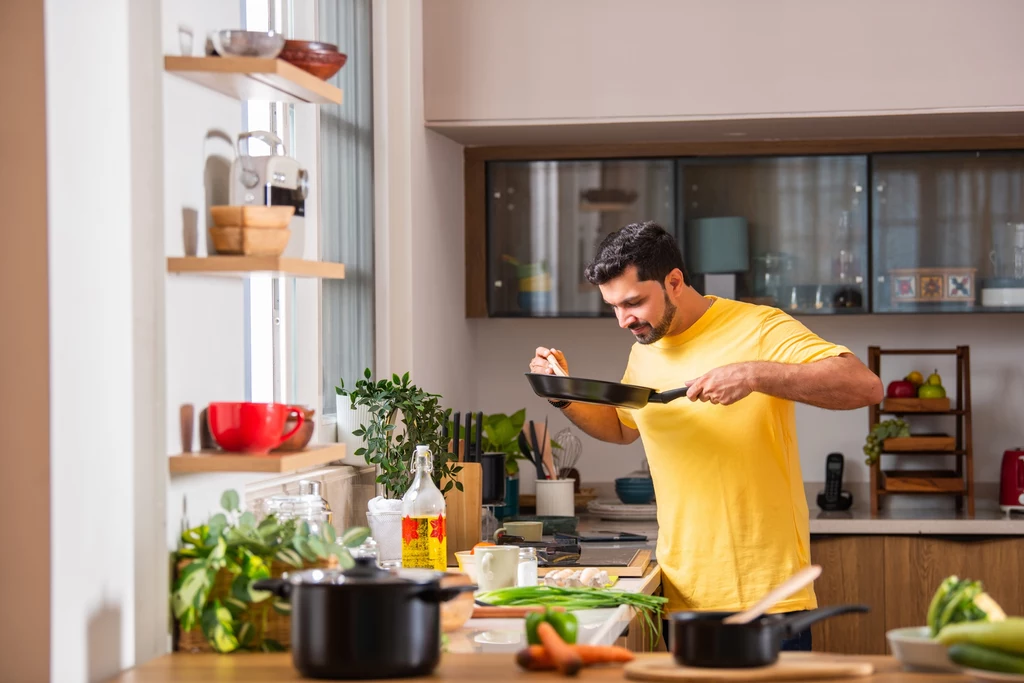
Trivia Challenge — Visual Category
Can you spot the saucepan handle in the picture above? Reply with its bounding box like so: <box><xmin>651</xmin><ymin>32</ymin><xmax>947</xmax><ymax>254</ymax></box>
<box><xmin>417</xmin><ymin>584</ymin><xmax>478</xmax><ymax>603</ymax></box>
<box><xmin>777</xmin><ymin>604</ymin><xmax>869</xmax><ymax>638</ymax></box>
<box><xmin>648</xmin><ymin>387</ymin><xmax>688</xmax><ymax>403</ymax></box>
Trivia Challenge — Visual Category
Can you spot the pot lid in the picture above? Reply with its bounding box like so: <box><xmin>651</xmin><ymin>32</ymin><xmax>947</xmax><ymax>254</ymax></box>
<box><xmin>283</xmin><ymin>556</ymin><xmax>444</xmax><ymax>586</ymax></box>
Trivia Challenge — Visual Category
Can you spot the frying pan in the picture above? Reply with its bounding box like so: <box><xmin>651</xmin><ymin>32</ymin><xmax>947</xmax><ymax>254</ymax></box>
<box><xmin>525</xmin><ymin>373</ymin><xmax>689</xmax><ymax>410</ymax></box>
<box><xmin>669</xmin><ymin>604</ymin><xmax>869</xmax><ymax>668</ymax></box>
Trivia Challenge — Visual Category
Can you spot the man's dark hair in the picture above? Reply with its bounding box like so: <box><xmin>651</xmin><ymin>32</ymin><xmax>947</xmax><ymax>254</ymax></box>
<box><xmin>584</xmin><ymin>221</ymin><xmax>690</xmax><ymax>287</ymax></box>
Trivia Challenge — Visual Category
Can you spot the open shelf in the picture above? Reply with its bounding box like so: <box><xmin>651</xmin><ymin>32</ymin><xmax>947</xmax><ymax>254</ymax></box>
<box><xmin>880</xmin><ymin>470</ymin><xmax>967</xmax><ymax>494</ymax></box>
<box><xmin>167</xmin><ymin>256</ymin><xmax>345</xmax><ymax>279</ymax></box>
<box><xmin>164</xmin><ymin>56</ymin><xmax>342</xmax><ymax>105</ymax></box>
<box><xmin>169</xmin><ymin>444</ymin><xmax>346</xmax><ymax>474</ymax></box>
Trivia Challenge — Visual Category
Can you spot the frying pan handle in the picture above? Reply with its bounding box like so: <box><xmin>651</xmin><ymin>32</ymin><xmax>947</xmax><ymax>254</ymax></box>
<box><xmin>648</xmin><ymin>387</ymin><xmax>688</xmax><ymax>403</ymax></box>
<box><xmin>777</xmin><ymin>604</ymin><xmax>870</xmax><ymax>638</ymax></box>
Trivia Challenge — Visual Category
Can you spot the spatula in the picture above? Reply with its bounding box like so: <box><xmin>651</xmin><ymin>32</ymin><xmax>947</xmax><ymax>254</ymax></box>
<box><xmin>722</xmin><ymin>565</ymin><xmax>822</xmax><ymax>625</ymax></box>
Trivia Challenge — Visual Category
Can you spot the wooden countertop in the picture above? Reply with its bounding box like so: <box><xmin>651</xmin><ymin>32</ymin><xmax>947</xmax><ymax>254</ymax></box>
<box><xmin>108</xmin><ymin>653</ymin><xmax>973</xmax><ymax>682</ymax></box>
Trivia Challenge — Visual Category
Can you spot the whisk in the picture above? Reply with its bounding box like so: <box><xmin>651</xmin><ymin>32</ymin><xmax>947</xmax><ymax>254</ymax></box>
<box><xmin>553</xmin><ymin>428</ymin><xmax>582</xmax><ymax>476</ymax></box>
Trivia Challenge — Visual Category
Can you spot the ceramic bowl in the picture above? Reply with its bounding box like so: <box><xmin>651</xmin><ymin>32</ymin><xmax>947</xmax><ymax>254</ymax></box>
<box><xmin>273</xmin><ymin>407</ymin><xmax>316</xmax><ymax>452</ymax></box>
<box><xmin>886</xmin><ymin>626</ymin><xmax>959</xmax><ymax>672</ymax></box>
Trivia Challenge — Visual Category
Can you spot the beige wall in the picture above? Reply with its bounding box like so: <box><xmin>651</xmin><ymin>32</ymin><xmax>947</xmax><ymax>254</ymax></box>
<box><xmin>0</xmin><ymin>0</ymin><xmax>50</xmax><ymax>680</ymax></box>
<box><xmin>423</xmin><ymin>0</ymin><xmax>1024</xmax><ymax>135</ymax></box>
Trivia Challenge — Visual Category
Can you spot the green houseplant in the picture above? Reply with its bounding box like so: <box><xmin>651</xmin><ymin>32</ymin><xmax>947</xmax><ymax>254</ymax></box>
<box><xmin>336</xmin><ymin>369</ymin><xmax>461</xmax><ymax>499</ymax></box>
<box><xmin>171</xmin><ymin>489</ymin><xmax>370</xmax><ymax>653</ymax></box>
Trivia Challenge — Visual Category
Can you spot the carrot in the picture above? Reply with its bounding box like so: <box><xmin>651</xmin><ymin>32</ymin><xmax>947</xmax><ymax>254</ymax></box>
<box><xmin>536</xmin><ymin>621</ymin><xmax>583</xmax><ymax>676</ymax></box>
<box><xmin>516</xmin><ymin>644</ymin><xmax>635</xmax><ymax>671</ymax></box>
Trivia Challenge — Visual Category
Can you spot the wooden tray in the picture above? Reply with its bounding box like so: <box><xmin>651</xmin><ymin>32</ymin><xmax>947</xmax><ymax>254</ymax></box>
<box><xmin>518</xmin><ymin>488</ymin><xmax>597</xmax><ymax>511</ymax></box>
<box><xmin>624</xmin><ymin>652</ymin><xmax>874</xmax><ymax>681</ymax></box>
<box><xmin>538</xmin><ymin>549</ymin><xmax>651</xmax><ymax>578</ymax></box>
<box><xmin>882</xmin><ymin>397</ymin><xmax>951</xmax><ymax>412</ymax></box>
<box><xmin>881</xmin><ymin>470</ymin><xmax>966</xmax><ymax>493</ymax></box>
<box><xmin>883</xmin><ymin>434</ymin><xmax>955</xmax><ymax>452</ymax></box>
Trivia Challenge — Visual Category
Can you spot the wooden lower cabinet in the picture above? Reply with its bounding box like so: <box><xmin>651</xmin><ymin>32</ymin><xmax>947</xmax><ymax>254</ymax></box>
<box><xmin>810</xmin><ymin>535</ymin><xmax>1024</xmax><ymax>655</ymax></box>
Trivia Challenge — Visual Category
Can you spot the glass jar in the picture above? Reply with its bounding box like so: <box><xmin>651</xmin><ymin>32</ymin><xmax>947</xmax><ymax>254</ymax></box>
<box><xmin>400</xmin><ymin>445</ymin><xmax>448</xmax><ymax>571</ymax></box>
<box><xmin>517</xmin><ymin>547</ymin><xmax>538</xmax><ymax>587</ymax></box>
<box><xmin>261</xmin><ymin>480</ymin><xmax>332</xmax><ymax>536</ymax></box>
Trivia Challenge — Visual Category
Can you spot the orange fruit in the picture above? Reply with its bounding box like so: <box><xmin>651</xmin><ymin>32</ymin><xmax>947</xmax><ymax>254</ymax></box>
<box><xmin>471</xmin><ymin>542</ymin><xmax>494</xmax><ymax>555</ymax></box>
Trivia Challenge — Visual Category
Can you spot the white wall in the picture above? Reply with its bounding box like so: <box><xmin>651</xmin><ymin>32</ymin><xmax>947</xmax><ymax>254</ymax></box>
<box><xmin>472</xmin><ymin>313</ymin><xmax>1024</xmax><ymax>495</ymax></box>
<box><xmin>45</xmin><ymin>0</ymin><xmax>166</xmax><ymax>679</ymax></box>
<box><xmin>423</xmin><ymin>0</ymin><xmax>1024</xmax><ymax>125</ymax></box>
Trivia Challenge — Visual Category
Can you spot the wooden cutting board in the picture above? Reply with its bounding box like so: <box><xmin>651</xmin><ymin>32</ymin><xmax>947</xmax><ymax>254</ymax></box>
<box><xmin>537</xmin><ymin>549</ymin><xmax>651</xmax><ymax>578</ymax></box>
<box><xmin>624</xmin><ymin>653</ymin><xmax>875</xmax><ymax>681</ymax></box>
<box><xmin>443</xmin><ymin>462</ymin><xmax>482</xmax><ymax>564</ymax></box>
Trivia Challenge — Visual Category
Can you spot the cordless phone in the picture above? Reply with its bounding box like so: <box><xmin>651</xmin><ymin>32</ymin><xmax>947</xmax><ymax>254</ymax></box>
<box><xmin>817</xmin><ymin>452</ymin><xmax>853</xmax><ymax>511</ymax></box>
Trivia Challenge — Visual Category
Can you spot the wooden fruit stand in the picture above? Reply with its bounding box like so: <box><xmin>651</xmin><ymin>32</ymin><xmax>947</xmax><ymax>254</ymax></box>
<box><xmin>867</xmin><ymin>346</ymin><xmax>975</xmax><ymax>516</ymax></box>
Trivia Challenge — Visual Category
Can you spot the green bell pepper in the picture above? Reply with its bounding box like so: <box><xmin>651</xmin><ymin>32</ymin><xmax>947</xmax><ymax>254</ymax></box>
<box><xmin>526</xmin><ymin>608</ymin><xmax>579</xmax><ymax>645</ymax></box>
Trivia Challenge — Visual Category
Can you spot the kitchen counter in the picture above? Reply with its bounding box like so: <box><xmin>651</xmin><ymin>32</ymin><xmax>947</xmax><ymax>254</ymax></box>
<box><xmin>107</xmin><ymin>653</ymin><xmax>974</xmax><ymax>681</ymax></box>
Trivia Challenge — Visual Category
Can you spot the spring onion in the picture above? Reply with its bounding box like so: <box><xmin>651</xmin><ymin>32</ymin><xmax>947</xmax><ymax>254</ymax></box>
<box><xmin>476</xmin><ymin>586</ymin><xmax>668</xmax><ymax>649</ymax></box>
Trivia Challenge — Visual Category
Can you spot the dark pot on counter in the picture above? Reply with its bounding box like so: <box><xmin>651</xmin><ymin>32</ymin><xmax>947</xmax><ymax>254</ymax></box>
<box><xmin>670</xmin><ymin>604</ymin><xmax>869</xmax><ymax>668</ymax></box>
<box><xmin>254</xmin><ymin>557</ymin><xmax>476</xmax><ymax>680</ymax></box>
<box><xmin>480</xmin><ymin>452</ymin><xmax>507</xmax><ymax>505</ymax></box>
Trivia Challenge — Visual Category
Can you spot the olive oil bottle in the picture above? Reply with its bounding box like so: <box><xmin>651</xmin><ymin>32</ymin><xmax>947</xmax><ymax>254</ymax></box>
<box><xmin>400</xmin><ymin>445</ymin><xmax>447</xmax><ymax>570</ymax></box>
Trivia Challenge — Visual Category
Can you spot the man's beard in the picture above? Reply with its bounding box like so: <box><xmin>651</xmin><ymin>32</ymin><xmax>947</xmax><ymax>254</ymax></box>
<box><xmin>628</xmin><ymin>294</ymin><xmax>677</xmax><ymax>344</ymax></box>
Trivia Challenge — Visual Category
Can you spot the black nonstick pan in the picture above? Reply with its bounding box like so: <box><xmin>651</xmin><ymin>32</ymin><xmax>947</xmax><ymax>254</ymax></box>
<box><xmin>525</xmin><ymin>373</ymin><xmax>688</xmax><ymax>410</ymax></box>
<box><xmin>669</xmin><ymin>604</ymin><xmax>869</xmax><ymax>668</ymax></box>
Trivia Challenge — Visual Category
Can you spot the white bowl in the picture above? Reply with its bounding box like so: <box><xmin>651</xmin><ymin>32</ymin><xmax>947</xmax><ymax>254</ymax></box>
<box><xmin>887</xmin><ymin>626</ymin><xmax>959</xmax><ymax>672</ymax></box>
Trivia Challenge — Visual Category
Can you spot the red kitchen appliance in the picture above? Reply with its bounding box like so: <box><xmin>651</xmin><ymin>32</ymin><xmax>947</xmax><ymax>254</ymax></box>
<box><xmin>999</xmin><ymin>448</ymin><xmax>1024</xmax><ymax>514</ymax></box>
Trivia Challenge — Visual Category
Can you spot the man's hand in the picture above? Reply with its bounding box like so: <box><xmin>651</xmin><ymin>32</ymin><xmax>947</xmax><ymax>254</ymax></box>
<box><xmin>685</xmin><ymin>363</ymin><xmax>756</xmax><ymax>405</ymax></box>
<box><xmin>529</xmin><ymin>347</ymin><xmax>569</xmax><ymax>375</ymax></box>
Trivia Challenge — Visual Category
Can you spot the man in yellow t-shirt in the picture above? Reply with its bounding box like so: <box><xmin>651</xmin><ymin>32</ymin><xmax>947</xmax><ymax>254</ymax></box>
<box><xmin>529</xmin><ymin>222</ymin><xmax>883</xmax><ymax>651</ymax></box>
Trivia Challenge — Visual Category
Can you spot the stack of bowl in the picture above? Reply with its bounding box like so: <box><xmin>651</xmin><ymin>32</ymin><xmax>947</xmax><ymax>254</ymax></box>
<box><xmin>279</xmin><ymin>40</ymin><xmax>348</xmax><ymax>80</ymax></box>
<box><xmin>209</xmin><ymin>205</ymin><xmax>294</xmax><ymax>256</ymax></box>
<box><xmin>615</xmin><ymin>476</ymin><xmax>655</xmax><ymax>505</ymax></box>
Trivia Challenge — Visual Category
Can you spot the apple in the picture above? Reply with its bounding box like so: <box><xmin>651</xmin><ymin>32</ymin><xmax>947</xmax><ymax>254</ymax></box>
<box><xmin>887</xmin><ymin>380</ymin><xmax>916</xmax><ymax>398</ymax></box>
<box><xmin>918</xmin><ymin>383</ymin><xmax>946</xmax><ymax>399</ymax></box>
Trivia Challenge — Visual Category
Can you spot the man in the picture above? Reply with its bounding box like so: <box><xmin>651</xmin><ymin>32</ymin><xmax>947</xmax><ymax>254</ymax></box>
<box><xmin>528</xmin><ymin>222</ymin><xmax>882</xmax><ymax>651</ymax></box>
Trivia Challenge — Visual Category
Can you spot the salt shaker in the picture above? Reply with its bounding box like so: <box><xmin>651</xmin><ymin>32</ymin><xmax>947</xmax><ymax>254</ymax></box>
<box><xmin>517</xmin><ymin>547</ymin><xmax>538</xmax><ymax>587</ymax></box>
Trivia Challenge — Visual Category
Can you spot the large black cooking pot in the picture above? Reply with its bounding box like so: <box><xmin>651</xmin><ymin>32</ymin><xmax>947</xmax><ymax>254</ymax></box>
<box><xmin>254</xmin><ymin>557</ymin><xmax>476</xmax><ymax>680</ymax></box>
<box><xmin>481</xmin><ymin>452</ymin><xmax>507</xmax><ymax>505</ymax></box>
<box><xmin>670</xmin><ymin>604</ymin><xmax>869</xmax><ymax>668</ymax></box>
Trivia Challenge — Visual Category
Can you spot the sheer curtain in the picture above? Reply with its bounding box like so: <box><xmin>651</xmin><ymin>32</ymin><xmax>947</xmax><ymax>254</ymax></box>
<box><xmin>319</xmin><ymin>0</ymin><xmax>375</xmax><ymax>416</ymax></box>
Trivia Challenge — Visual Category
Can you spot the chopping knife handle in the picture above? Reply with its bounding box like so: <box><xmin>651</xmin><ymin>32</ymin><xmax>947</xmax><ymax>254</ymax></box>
<box><xmin>451</xmin><ymin>412</ymin><xmax>460</xmax><ymax>460</ymax></box>
<box><xmin>649</xmin><ymin>387</ymin><xmax>688</xmax><ymax>403</ymax></box>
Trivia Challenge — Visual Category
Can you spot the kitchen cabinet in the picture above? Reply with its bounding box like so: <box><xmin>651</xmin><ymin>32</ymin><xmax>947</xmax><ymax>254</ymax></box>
<box><xmin>809</xmin><ymin>535</ymin><xmax>1024</xmax><ymax>656</ymax></box>
<box><xmin>467</xmin><ymin>141</ymin><xmax>1024</xmax><ymax>318</ymax></box>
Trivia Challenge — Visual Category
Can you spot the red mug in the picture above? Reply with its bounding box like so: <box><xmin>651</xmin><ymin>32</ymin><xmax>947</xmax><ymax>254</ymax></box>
<box><xmin>208</xmin><ymin>402</ymin><xmax>306</xmax><ymax>455</ymax></box>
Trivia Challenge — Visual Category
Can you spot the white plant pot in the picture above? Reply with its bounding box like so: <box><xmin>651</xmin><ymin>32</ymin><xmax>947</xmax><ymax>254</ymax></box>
<box><xmin>335</xmin><ymin>394</ymin><xmax>373</xmax><ymax>466</ymax></box>
<box><xmin>366</xmin><ymin>509</ymin><xmax>403</xmax><ymax>563</ymax></box>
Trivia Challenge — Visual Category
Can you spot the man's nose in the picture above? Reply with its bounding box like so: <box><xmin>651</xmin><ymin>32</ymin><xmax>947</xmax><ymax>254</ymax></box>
<box><xmin>617</xmin><ymin>311</ymin><xmax>636</xmax><ymax>329</ymax></box>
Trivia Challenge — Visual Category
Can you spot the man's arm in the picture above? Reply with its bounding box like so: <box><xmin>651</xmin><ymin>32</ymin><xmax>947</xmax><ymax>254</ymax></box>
<box><xmin>557</xmin><ymin>402</ymin><xmax>641</xmax><ymax>445</ymax></box>
<box><xmin>685</xmin><ymin>354</ymin><xmax>884</xmax><ymax>410</ymax></box>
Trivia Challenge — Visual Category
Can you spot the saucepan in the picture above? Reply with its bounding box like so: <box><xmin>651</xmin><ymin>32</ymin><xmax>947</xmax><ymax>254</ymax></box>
<box><xmin>525</xmin><ymin>373</ymin><xmax>688</xmax><ymax>410</ymax></box>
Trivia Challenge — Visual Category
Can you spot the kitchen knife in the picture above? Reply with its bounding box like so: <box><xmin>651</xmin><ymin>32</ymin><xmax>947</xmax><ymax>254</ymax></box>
<box><xmin>529</xmin><ymin>420</ymin><xmax>545</xmax><ymax>479</ymax></box>
<box><xmin>463</xmin><ymin>412</ymin><xmax>475</xmax><ymax>463</ymax></box>
<box><xmin>452</xmin><ymin>412</ymin><xmax>460</xmax><ymax>461</ymax></box>
<box><xmin>474</xmin><ymin>411</ymin><xmax>483</xmax><ymax>460</ymax></box>
<box><xmin>518</xmin><ymin>432</ymin><xmax>536</xmax><ymax>465</ymax></box>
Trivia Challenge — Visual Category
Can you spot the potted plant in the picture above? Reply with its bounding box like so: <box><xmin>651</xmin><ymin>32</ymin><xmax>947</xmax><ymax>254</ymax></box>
<box><xmin>336</xmin><ymin>369</ymin><xmax>460</xmax><ymax>561</ymax></box>
<box><xmin>171</xmin><ymin>489</ymin><xmax>369</xmax><ymax>653</ymax></box>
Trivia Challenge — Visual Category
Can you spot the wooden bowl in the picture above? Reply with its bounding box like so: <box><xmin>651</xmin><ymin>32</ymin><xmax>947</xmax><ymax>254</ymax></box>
<box><xmin>283</xmin><ymin>39</ymin><xmax>338</xmax><ymax>53</ymax></box>
<box><xmin>273</xmin><ymin>407</ymin><xmax>316</xmax><ymax>452</ymax></box>
<box><xmin>209</xmin><ymin>226</ymin><xmax>291</xmax><ymax>256</ymax></box>
<box><xmin>210</xmin><ymin>205</ymin><xmax>294</xmax><ymax>229</ymax></box>
<box><xmin>280</xmin><ymin>48</ymin><xmax>347</xmax><ymax>80</ymax></box>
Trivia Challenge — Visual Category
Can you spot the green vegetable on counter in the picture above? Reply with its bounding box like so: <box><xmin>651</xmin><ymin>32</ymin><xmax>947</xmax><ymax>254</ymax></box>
<box><xmin>926</xmin><ymin>575</ymin><xmax>1006</xmax><ymax>637</ymax></box>
<box><xmin>938</xmin><ymin>618</ymin><xmax>1024</xmax><ymax>655</ymax></box>
<box><xmin>526</xmin><ymin>609</ymin><xmax>578</xmax><ymax>646</ymax></box>
<box><xmin>948</xmin><ymin>643</ymin><xmax>1024</xmax><ymax>675</ymax></box>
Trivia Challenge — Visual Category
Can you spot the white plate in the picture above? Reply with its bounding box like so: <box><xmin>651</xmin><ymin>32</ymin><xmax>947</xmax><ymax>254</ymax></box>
<box><xmin>587</xmin><ymin>500</ymin><xmax>657</xmax><ymax>521</ymax></box>
<box><xmin>886</xmin><ymin>626</ymin><xmax>959</xmax><ymax>672</ymax></box>
<box><xmin>963</xmin><ymin>668</ymin><xmax>1024</xmax><ymax>682</ymax></box>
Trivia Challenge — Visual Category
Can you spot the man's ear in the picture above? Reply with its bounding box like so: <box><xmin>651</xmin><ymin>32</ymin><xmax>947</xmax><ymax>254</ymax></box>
<box><xmin>664</xmin><ymin>268</ymin><xmax>684</xmax><ymax>294</ymax></box>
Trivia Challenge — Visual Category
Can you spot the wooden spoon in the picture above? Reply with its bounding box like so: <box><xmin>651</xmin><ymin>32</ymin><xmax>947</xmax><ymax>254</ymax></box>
<box><xmin>722</xmin><ymin>565</ymin><xmax>822</xmax><ymax>625</ymax></box>
<box><xmin>546</xmin><ymin>354</ymin><xmax>568</xmax><ymax>376</ymax></box>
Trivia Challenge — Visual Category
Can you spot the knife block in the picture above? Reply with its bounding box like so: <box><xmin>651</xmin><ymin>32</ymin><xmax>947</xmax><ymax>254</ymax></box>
<box><xmin>443</xmin><ymin>462</ymin><xmax>482</xmax><ymax>565</ymax></box>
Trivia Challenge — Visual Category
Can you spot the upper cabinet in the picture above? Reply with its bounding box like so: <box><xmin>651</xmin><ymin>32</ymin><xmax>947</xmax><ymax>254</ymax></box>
<box><xmin>470</xmin><ymin>147</ymin><xmax>1024</xmax><ymax>318</ymax></box>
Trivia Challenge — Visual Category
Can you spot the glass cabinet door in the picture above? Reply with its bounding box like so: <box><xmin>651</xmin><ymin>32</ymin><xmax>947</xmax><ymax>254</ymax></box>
<box><xmin>679</xmin><ymin>155</ymin><xmax>869</xmax><ymax>315</ymax></box>
<box><xmin>872</xmin><ymin>151</ymin><xmax>1024</xmax><ymax>313</ymax></box>
<box><xmin>486</xmin><ymin>159</ymin><xmax>675</xmax><ymax>317</ymax></box>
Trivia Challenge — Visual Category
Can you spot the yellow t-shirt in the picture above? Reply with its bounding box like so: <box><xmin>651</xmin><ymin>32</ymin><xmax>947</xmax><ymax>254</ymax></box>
<box><xmin>616</xmin><ymin>296</ymin><xmax>851</xmax><ymax>615</ymax></box>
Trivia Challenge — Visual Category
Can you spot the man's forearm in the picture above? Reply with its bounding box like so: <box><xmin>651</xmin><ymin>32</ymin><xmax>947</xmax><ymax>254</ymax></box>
<box><xmin>557</xmin><ymin>402</ymin><xmax>636</xmax><ymax>444</ymax></box>
<box><xmin>747</xmin><ymin>356</ymin><xmax>883</xmax><ymax>410</ymax></box>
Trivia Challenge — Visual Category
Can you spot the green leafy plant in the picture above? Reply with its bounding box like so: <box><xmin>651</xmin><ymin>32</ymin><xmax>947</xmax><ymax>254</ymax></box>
<box><xmin>171</xmin><ymin>489</ymin><xmax>370</xmax><ymax>653</ymax></box>
<box><xmin>337</xmin><ymin>369</ymin><xmax>460</xmax><ymax>499</ymax></box>
<box><xmin>862</xmin><ymin>418</ymin><xmax>909</xmax><ymax>465</ymax></box>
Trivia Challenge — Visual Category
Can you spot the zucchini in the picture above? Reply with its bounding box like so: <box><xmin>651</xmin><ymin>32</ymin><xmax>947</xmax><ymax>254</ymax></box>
<box><xmin>927</xmin><ymin>576</ymin><xmax>963</xmax><ymax>636</ymax></box>
<box><xmin>938</xmin><ymin>618</ymin><xmax>1024</xmax><ymax>656</ymax></box>
<box><xmin>948</xmin><ymin>643</ymin><xmax>1024</xmax><ymax>675</ymax></box>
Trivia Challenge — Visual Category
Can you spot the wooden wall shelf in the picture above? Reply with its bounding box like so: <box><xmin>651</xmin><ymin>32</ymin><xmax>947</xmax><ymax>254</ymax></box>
<box><xmin>883</xmin><ymin>434</ymin><xmax>956</xmax><ymax>452</ymax></box>
<box><xmin>169</xmin><ymin>444</ymin><xmax>346</xmax><ymax>474</ymax></box>
<box><xmin>164</xmin><ymin>56</ymin><xmax>342</xmax><ymax>105</ymax></box>
<box><xmin>167</xmin><ymin>256</ymin><xmax>345</xmax><ymax>279</ymax></box>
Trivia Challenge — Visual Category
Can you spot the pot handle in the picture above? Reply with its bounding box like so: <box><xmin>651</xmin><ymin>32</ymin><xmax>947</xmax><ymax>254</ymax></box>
<box><xmin>417</xmin><ymin>584</ymin><xmax>477</xmax><ymax>603</ymax></box>
<box><xmin>252</xmin><ymin>578</ymin><xmax>291</xmax><ymax>600</ymax></box>
<box><xmin>649</xmin><ymin>387</ymin><xmax>688</xmax><ymax>403</ymax></box>
<box><xmin>776</xmin><ymin>604</ymin><xmax>869</xmax><ymax>638</ymax></box>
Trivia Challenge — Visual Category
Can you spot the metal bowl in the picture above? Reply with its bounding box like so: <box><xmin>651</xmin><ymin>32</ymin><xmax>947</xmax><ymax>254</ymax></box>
<box><xmin>210</xmin><ymin>29</ymin><xmax>285</xmax><ymax>58</ymax></box>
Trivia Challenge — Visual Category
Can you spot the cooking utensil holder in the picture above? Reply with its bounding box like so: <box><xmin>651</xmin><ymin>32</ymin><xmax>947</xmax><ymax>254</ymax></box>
<box><xmin>535</xmin><ymin>479</ymin><xmax>574</xmax><ymax>517</ymax></box>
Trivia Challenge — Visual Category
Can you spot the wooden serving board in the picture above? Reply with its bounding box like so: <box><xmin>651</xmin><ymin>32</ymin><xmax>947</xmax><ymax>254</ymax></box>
<box><xmin>537</xmin><ymin>549</ymin><xmax>651</xmax><ymax>578</ymax></box>
<box><xmin>624</xmin><ymin>652</ymin><xmax>874</xmax><ymax>681</ymax></box>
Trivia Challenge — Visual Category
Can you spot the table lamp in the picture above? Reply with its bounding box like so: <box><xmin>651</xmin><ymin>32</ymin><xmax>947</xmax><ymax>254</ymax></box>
<box><xmin>686</xmin><ymin>217</ymin><xmax>750</xmax><ymax>299</ymax></box>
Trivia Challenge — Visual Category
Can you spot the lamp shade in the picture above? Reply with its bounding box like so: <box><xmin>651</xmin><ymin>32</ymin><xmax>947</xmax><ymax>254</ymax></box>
<box><xmin>686</xmin><ymin>217</ymin><xmax>750</xmax><ymax>274</ymax></box>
